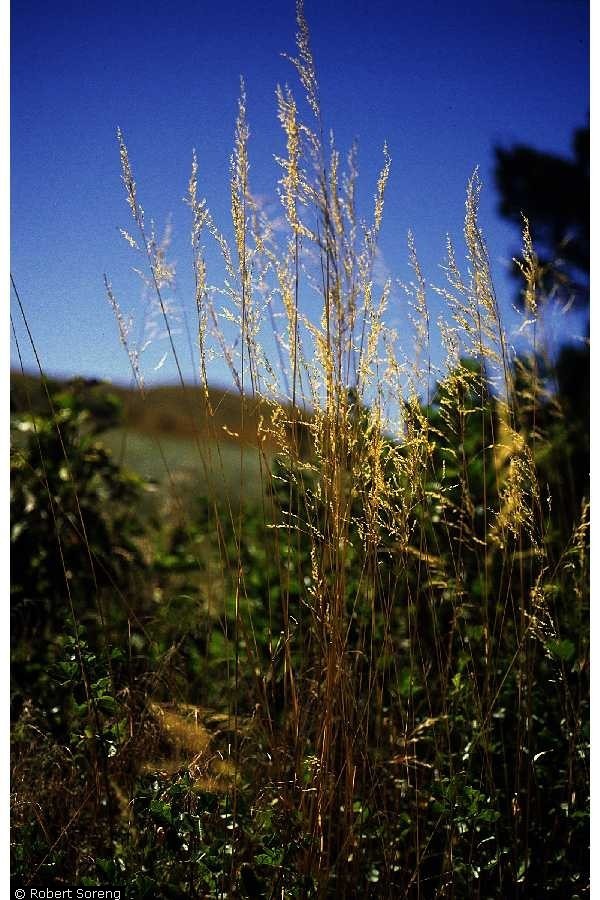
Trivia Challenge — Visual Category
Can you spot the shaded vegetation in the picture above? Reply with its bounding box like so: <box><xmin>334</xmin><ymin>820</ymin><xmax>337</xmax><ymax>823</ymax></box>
<box><xmin>11</xmin><ymin>355</ymin><xmax>589</xmax><ymax>897</ymax></box>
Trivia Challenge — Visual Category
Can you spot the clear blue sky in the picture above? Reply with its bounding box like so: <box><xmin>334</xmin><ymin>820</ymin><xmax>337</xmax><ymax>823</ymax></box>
<box><xmin>11</xmin><ymin>0</ymin><xmax>589</xmax><ymax>388</ymax></box>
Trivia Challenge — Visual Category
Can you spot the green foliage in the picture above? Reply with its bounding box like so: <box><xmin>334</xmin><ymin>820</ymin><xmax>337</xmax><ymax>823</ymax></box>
<box><xmin>10</xmin><ymin>362</ymin><xmax>589</xmax><ymax>896</ymax></box>
<box><xmin>11</xmin><ymin>381</ymin><xmax>149</xmax><ymax>722</ymax></box>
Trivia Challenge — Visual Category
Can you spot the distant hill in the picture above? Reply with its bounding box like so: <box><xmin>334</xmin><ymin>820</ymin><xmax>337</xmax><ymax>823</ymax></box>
<box><xmin>10</xmin><ymin>371</ymin><xmax>283</xmax><ymax>449</ymax></box>
<box><xmin>10</xmin><ymin>371</ymin><xmax>292</xmax><ymax>503</ymax></box>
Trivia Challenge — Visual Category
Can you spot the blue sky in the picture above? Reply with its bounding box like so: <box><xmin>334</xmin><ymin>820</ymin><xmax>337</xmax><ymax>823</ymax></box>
<box><xmin>11</xmin><ymin>0</ymin><xmax>589</xmax><ymax>389</ymax></box>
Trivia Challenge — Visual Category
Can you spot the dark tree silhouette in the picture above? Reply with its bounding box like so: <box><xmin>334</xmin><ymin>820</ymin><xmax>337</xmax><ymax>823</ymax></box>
<box><xmin>494</xmin><ymin>124</ymin><xmax>589</xmax><ymax>310</ymax></box>
<box><xmin>494</xmin><ymin>125</ymin><xmax>589</xmax><ymax>514</ymax></box>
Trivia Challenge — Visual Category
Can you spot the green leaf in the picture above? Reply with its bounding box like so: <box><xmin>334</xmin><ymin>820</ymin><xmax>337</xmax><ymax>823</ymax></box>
<box><xmin>97</xmin><ymin>695</ymin><xmax>117</xmax><ymax>715</ymax></box>
<box><xmin>96</xmin><ymin>857</ymin><xmax>117</xmax><ymax>881</ymax></box>
<box><xmin>548</xmin><ymin>638</ymin><xmax>575</xmax><ymax>662</ymax></box>
<box><xmin>255</xmin><ymin>848</ymin><xmax>283</xmax><ymax>866</ymax></box>
<box><xmin>150</xmin><ymin>799</ymin><xmax>173</xmax><ymax>825</ymax></box>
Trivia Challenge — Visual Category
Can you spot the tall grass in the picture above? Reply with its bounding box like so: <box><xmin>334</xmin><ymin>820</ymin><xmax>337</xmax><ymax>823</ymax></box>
<box><xmin>107</xmin><ymin>1</ymin><xmax>589</xmax><ymax>893</ymax></box>
<box><xmin>11</xmin><ymin>1</ymin><xmax>588</xmax><ymax>896</ymax></box>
